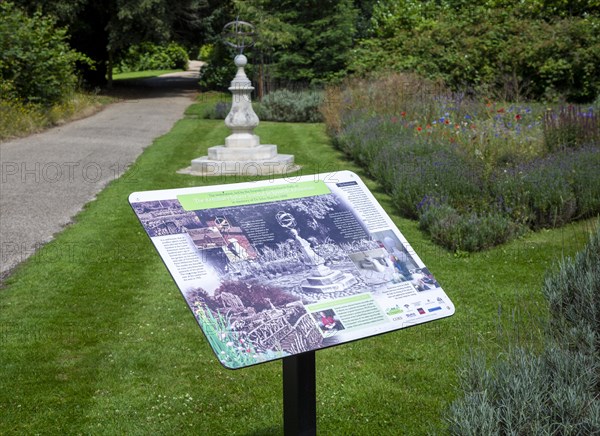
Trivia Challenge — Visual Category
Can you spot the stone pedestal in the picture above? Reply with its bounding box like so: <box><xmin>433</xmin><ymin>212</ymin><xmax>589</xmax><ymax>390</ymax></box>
<box><xmin>283</xmin><ymin>223</ymin><xmax>358</xmax><ymax>294</ymax></box>
<box><xmin>184</xmin><ymin>54</ymin><xmax>298</xmax><ymax>177</ymax></box>
<box><xmin>301</xmin><ymin>265</ymin><xmax>358</xmax><ymax>294</ymax></box>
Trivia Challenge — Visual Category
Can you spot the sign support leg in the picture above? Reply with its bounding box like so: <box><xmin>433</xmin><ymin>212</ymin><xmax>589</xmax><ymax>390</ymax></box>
<box><xmin>283</xmin><ymin>351</ymin><xmax>316</xmax><ymax>436</ymax></box>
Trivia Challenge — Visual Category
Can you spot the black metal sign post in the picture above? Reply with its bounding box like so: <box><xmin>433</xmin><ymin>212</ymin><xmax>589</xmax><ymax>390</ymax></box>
<box><xmin>283</xmin><ymin>351</ymin><xmax>317</xmax><ymax>436</ymax></box>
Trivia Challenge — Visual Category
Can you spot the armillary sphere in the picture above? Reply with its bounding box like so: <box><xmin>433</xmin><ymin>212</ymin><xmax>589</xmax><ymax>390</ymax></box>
<box><xmin>214</xmin><ymin>216</ymin><xmax>230</xmax><ymax>231</ymax></box>
<box><xmin>222</xmin><ymin>18</ymin><xmax>256</xmax><ymax>54</ymax></box>
<box><xmin>276</xmin><ymin>211</ymin><xmax>296</xmax><ymax>229</ymax></box>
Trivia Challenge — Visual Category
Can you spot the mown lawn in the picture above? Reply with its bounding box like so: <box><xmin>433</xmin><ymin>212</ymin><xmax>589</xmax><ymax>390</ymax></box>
<box><xmin>0</xmin><ymin>96</ymin><xmax>596</xmax><ymax>435</ymax></box>
<box><xmin>112</xmin><ymin>69</ymin><xmax>183</xmax><ymax>81</ymax></box>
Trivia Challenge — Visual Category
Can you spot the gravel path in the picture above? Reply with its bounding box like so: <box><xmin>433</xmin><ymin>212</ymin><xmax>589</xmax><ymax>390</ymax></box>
<box><xmin>0</xmin><ymin>62</ymin><xmax>202</xmax><ymax>278</ymax></box>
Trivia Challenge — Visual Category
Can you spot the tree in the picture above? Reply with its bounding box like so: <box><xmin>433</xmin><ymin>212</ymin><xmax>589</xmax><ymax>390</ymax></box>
<box><xmin>15</xmin><ymin>0</ymin><xmax>211</xmax><ymax>87</ymax></box>
<box><xmin>351</xmin><ymin>0</ymin><xmax>600</xmax><ymax>101</ymax></box>
<box><xmin>234</xmin><ymin>0</ymin><xmax>358</xmax><ymax>86</ymax></box>
<box><xmin>0</xmin><ymin>2</ymin><xmax>87</xmax><ymax>105</ymax></box>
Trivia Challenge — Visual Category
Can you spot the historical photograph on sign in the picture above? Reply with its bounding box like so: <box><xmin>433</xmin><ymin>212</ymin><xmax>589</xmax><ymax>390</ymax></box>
<box><xmin>176</xmin><ymin>193</ymin><xmax>375</xmax><ymax>365</ymax></box>
<box><xmin>131</xmin><ymin>199</ymin><xmax>203</xmax><ymax>237</ymax></box>
<box><xmin>311</xmin><ymin>309</ymin><xmax>345</xmax><ymax>334</ymax></box>
<box><xmin>188</xmin><ymin>193</ymin><xmax>373</xmax><ymax>301</ymax></box>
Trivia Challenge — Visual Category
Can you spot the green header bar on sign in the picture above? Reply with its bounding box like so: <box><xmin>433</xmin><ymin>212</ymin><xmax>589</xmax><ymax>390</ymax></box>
<box><xmin>177</xmin><ymin>180</ymin><xmax>331</xmax><ymax>211</ymax></box>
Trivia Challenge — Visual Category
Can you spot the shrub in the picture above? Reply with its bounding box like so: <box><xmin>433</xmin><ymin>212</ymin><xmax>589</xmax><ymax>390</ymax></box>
<box><xmin>198</xmin><ymin>100</ymin><xmax>231</xmax><ymax>120</ymax></box>
<box><xmin>418</xmin><ymin>203</ymin><xmax>520</xmax><ymax>252</ymax></box>
<box><xmin>544</xmin><ymin>225</ymin><xmax>600</xmax><ymax>356</ymax></box>
<box><xmin>0</xmin><ymin>90</ymin><xmax>106</xmax><ymax>140</ymax></box>
<box><xmin>448</xmin><ymin>347</ymin><xmax>600</xmax><ymax>435</ymax></box>
<box><xmin>214</xmin><ymin>101</ymin><xmax>231</xmax><ymax>119</ymax></box>
<box><xmin>164</xmin><ymin>43</ymin><xmax>189</xmax><ymax>70</ymax></box>
<box><xmin>256</xmin><ymin>89</ymin><xmax>324</xmax><ymax>123</ymax></box>
<box><xmin>0</xmin><ymin>2</ymin><xmax>87</xmax><ymax>106</ymax></box>
<box><xmin>198</xmin><ymin>44</ymin><xmax>213</xmax><ymax>61</ymax></box>
<box><xmin>447</xmin><ymin>226</ymin><xmax>600</xmax><ymax>435</ymax></box>
<box><xmin>0</xmin><ymin>96</ymin><xmax>46</xmax><ymax>139</ymax></box>
<box><xmin>335</xmin><ymin>110</ymin><xmax>487</xmax><ymax>218</ymax></box>
<box><xmin>352</xmin><ymin>5</ymin><xmax>600</xmax><ymax>102</ymax></box>
<box><xmin>492</xmin><ymin>148</ymin><xmax>600</xmax><ymax>227</ymax></box>
<box><xmin>198</xmin><ymin>42</ymin><xmax>237</xmax><ymax>91</ymax></box>
<box><xmin>566</xmin><ymin>147</ymin><xmax>600</xmax><ymax>219</ymax></box>
<box><xmin>116</xmin><ymin>42</ymin><xmax>188</xmax><ymax>73</ymax></box>
<box><xmin>202</xmin><ymin>89</ymin><xmax>324</xmax><ymax>123</ymax></box>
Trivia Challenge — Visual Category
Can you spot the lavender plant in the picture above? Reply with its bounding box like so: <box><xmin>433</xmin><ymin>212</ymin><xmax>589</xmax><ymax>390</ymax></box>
<box><xmin>326</xmin><ymin>75</ymin><xmax>600</xmax><ymax>252</ymax></box>
<box><xmin>448</xmin><ymin>227</ymin><xmax>600</xmax><ymax>434</ymax></box>
<box><xmin>543</xmin><ymin>106</ymin><xmax>600</xmax><ymax>152</ymax></box>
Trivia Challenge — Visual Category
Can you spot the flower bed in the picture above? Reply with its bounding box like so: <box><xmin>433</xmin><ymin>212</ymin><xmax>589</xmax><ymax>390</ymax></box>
<box><xmin>323</xmin><ymin>74</ymin><xmax>600</xmax><ymax>251</ymax></box>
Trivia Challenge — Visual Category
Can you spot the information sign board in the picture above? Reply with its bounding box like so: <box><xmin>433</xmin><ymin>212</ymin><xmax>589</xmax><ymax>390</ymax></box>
<box><xmin>129</xmin><ymin>171</ymin><xmax>455</xmax><ymax>369</ymax></box>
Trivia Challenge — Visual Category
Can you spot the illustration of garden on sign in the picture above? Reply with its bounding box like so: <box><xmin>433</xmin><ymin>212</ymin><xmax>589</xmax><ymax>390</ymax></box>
<box><xmin>132</xmin><ymin>188</ymin><xmax>443</xmax><ymax>368</ymax></box>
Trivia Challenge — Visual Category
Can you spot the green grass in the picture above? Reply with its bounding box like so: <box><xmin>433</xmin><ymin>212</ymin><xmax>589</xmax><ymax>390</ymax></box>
<box><xmin>112</xmin><ymin>69</ymin><xmax>183</xmax><ymax>81</ymax></box>
<box><xmin>0</xmin><ymin>94</ymin><xmax>597</xmax><ymax>435</ymax></box>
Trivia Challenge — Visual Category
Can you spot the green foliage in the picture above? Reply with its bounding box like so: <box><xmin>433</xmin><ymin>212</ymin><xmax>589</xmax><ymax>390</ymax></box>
<box><xmin>448</xmin><ymin>226</ymin><xmax>600</xmax><ymax>435</ymax></box>
<box><xmin>352</xmin><ymin>1</ymin><xmax>600</xmax><ymax>102</ymax></box>
<box><xmin>448</xmin><ymin>347</ymin><xmax>600</xmax><ymax>435</ymax></box>
<box><xmin>567</xmin><ymin>149</ymin><xmax>600</xmax><ymax>219</ymax></box>
<box><xmin>0</xmin><ymin>92</ymin><xmax>108</xmax><ymax>140</ymax></box>
<box><xmin>498</xmin><ymin>161</ymin><xmax>577</xmax><ymax>229</ymax></box>
<box><xmin>0</xmin><ymin>96</ymin><xmax>46</xmax><ymax>139</ymax></box>
<box><xmin>165</xmin><ymin>44</ymin><xmax>189</xmax><ymax>70</ymax></box>
<box><xmin>116</xmin><ymin>42</ymin><xmax>189</xmax><ymax>73</ymax></box>
<box><xmin>200</xmin><ymin>0</ymin><xmax>359</xmax><ymax>90</ymax></box>
<box><xmin>0</xmin><ymin>2</ymin><xmax>88</xmax><ymax>105</ymax></box>
<box><xmin>203</xmin><ymin>89</ymin><xmax>323</xmax><ymax>123</ymax></box>
<box><xmin>233</xmin><ymin>0</ymin><xmax>358</xmax><ymax>85</ymax></box>
<box><xmin>198</xmin><ymin>42</ymin><xmax>237</xmax><ymax>91</ymax></box>
<box><xmin>201</xmin><ymin>100</ymin><xmax>241</xmax><ymax>121</ymax></box>
<box><xmin>544</xmin><ymin>225</ymin><xmax>600</xmax><ymax>355</ymax></box>
<box><xmin>256</xmin><ymin>89</ymin><xmax>324</xmax><ymax>122</ymax></box>
<box><xmin>419</xmin><ymin>203</ymin><xmax>521</xmax><ymax>252</ymax></box>
<box><xmin>204</xmin><ymin>101</ymin><xmax>231</xmax><ymax>119</ymax></box>
<box><xmin>491</xmin><ymin>147</ymin><xmax>600</xmax><ymax>226</ymax></box>
<box><xmin>203</xmin><ymin>89</ymin><xmax>324</xmax><ymax>122</ymax></box>
<box><xmin>14</xmin><ymin>0</ymin><xmax>212</xmax><ymax>87</ymax></box>
<box><xmin>198</xmin><ymin>44</ymin><xmax>214</xmax><ymax>61</ymax></box>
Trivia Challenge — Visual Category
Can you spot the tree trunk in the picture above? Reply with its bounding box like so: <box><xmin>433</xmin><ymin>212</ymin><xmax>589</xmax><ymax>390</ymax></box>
<box><xmin>107</xmin><ymin>50</ymin><xmax>114</xmax><ymax>89</ymax></box>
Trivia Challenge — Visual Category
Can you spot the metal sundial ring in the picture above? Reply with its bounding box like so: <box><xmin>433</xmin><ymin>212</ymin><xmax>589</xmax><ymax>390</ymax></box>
<box><xmin>276</xmin><ymin>211</ymin><xmax>296</xmax><ymax>229</ymax></box>
<box><xmin>214</xmin><ymin>216</ymin><xmax>230</xmax><ymax>231</ymax></box>
<box><xmin>222</xmin><ymin>19</ymin><xmax>256</xmax><ymax>54</ymax></box>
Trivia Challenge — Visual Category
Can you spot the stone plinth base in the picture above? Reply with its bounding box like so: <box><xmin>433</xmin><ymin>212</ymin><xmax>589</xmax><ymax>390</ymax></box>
<box><xmin>301</xmin><ymin>265</ymin><xmax>358</xmax><ymax>293</ymax></box>
<box><xmin>208</xmin><ymin>144</ymin><xmax>277</xmax><ymax>161</ymax></box>
<box><xmin>181</xmin><ymin>151</ymin><xmax>299</xmax><ymax>176</ymax></box>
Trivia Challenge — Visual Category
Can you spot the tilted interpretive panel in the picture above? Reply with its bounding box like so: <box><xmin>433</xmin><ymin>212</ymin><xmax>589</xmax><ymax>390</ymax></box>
<box><xmin>130</xmin><ymin>171</ymin><xmax>454</xmax><ymax>369</ymax></box>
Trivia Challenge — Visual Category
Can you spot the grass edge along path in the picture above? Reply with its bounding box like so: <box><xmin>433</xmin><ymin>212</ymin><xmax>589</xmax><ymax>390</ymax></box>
<box><xmin>112</xmin><ymin>69</ymin><xmax>184</xmax><ymax>81</ymax></box>
<box><xmin>0</xmin><ymin>97</ymin><xmax>597</xmax><ymax>435</ymax></box>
